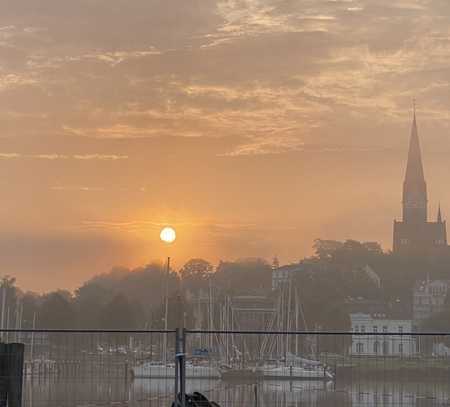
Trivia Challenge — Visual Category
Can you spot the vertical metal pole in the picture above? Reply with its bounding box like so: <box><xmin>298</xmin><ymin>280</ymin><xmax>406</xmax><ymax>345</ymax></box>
<box><xmin>0</xmin><ymin>343</ymin><xmax>6</xmax><ymax>407</ymax></box>
<box><xmin>5</xmin><ymin>308</ymin><xmax>9</xmax><ymax>344</ymax></box>
<box><xmin>30</xmin><ymin>313</ymin><xmax>36</xmax><ymax>363</ymax></box>
<box><xmin>7</xmin><ymin>343</ymin><xmax>25</xmax><ymax>407</ymax></box>
<box><xmin>174</xmin><ymin>329</ymin><xmax>179</xmax><ymax>406</ymax></box>
<box><xmin>0</xmin><ymin>283</ymin><xmax>6</xmax><ymax>342</ymax></box>
<box><xmin>180</xmin><ymin>328</ymin><xmax>186</xmax><ymax>407</ymax></box>
<box><xmin>163</xmin><ymin>257</ymin><xmax>170</xmax><ymax>366</ymax></box>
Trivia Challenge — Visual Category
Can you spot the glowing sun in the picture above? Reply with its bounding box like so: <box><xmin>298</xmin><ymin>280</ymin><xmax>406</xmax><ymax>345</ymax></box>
<box><xmin>160</xmin><ymin>226</ymin><xmax>176</xmax><ymax>243</ymax></box>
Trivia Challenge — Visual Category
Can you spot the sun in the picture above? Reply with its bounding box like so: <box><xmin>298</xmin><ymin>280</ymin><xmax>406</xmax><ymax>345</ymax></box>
<box><xmin>160</xmin><ymin>226</ymin><xmax>176</xmax><ymax>244</ymax></box>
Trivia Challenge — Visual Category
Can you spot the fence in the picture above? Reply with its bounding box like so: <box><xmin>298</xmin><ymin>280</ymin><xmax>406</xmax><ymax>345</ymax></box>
<box><xmin>0</xmin><ymin>329</ymin><xmax>176</xmax><ymax>407</ymax></box>
<box><xmin>182</xmin><ymin>330</ymin><xmax>450</xmax><ymax>406</ymax></box>
<box><xmin>2</xmin><ymin>329</ymin><xmax>450</xmax><ymax>406</ymax></box>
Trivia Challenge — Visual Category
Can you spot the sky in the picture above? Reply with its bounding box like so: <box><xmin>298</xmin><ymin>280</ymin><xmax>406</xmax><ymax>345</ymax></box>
<box><xmin>1</xmin><ymin>0</ymin><xmax>450</xmax><ymax>292</ymax></box>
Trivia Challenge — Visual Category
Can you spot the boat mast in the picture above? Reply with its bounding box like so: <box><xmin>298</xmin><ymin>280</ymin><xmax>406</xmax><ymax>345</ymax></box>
<box><xmin>163</xmin><ymin>257</ymin><xmax>170</xmax><ymax>365</ymax></box>
<box><xmin>285</xmin><ymin>280</ymin><xmax>292</xmax><ymax>360</ymax></box>
<box><xmin>208</xmin><ymin>276</ymin><xmax>214</xmax><ymax>351</ymax></box>
<box><xmin>295</xmin><ymin>288</ymin><xmax>299</xmax><ymax>355</ymax></box>
<box><xmin>0</xmin><ymin>282</ymin><xmax>6</xmax><ymax>342</ymax></box>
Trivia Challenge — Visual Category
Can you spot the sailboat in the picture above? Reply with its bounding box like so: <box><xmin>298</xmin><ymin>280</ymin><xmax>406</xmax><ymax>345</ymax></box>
<box><xmin>218</xmin><ymin>282</ymin><xmax>334</xmax><ymax>382</ymax></box>
<box><xmin>132</xmin><ymin>263</ymin><xmax>220</xmax><ymax>380</ymax></box>
<box><xmin>259</xmin><ymin>352</ymin><xmax>334</xmax><ymax>380</ymax></box>
<box><xmin>260</xmin><ymin>285</ymin><xmax>335</xmax><ymax>381</ymax></box>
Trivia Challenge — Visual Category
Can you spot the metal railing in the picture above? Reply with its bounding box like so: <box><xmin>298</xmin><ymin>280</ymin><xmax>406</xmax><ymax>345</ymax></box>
<box><xmin>0</xmin><ymin>329</ymin><xmax>177</xmax><ymax>407</ymax></box>
<box><xmin>2</xmin><ymin>329</ymin><xmax>450</xmax><ymax>406</ymax></box>
<box><xmin>182</xmin><ymin>330</ymin><xmax>450</xmax><ymax>406</ymax></box>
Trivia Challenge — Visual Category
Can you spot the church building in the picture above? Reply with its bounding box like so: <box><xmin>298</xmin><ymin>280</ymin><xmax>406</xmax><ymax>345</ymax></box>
<box><xmin>393</xmin><ymin>109</ymin><xmax>447</xmax><ymax>255</ymax></box>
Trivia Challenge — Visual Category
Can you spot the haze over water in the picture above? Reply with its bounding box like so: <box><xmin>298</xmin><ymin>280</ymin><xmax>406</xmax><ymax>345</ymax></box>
<box><xmin>23</xmin><ymin>377</ymin><xmax>450</xmax><ymax>406</ymax></box>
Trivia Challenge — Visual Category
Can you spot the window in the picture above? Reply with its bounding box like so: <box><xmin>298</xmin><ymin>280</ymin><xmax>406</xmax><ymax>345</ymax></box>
<box><xmin>399</xmin><ymin>343</ymin><xmax>403</xmax><ymax>354</ymax></box>
<box><xmin>361</xmin><ymin>325</ymin><xmax>365</xmax><ymax>333</ymax></box>
<box><xmin>356</xmin><ymin>343</ymin><xmax>364</xmax><ymax>353</ymax></box>
<box><xmin>373</xmin><ymin>326</ymin><xmax>378</xmax><ymax>333</ymax></box>
<box><xmin>374</xmin><ymin>341</ymin><xmax>379</xmax><ymax>354</ymax></box>
<box><xmin>398</xmin><ymin>326</ymin><xmax>403</xmax><ymax>333</ymax></box>
<box><xmin>400</xmin><ymin>238</ymin><xmax>408</xmax><ymax>245</ymax></box>
<box><xmin>383</xmin><ymin>341</ymin><xmax>389</xmax><ymax>355</ymax></box>
<box><xmin>383</xmin><ymin>326</ymin><xmax>388</xmax><ymax>333</ymax></box>
<box><xmin>354</xmin><ymin>325</ymin><xmax>359</xmax><ymax>332</ymax></box>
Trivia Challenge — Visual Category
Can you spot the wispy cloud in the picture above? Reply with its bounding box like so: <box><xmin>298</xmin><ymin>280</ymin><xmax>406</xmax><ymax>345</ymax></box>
<box><xmin>0</xmin><ymin>153</ymin><xmax>129</xmax><ymax>160</ymax></box>
<box><xmin>51</xmin><ymin>186</ymin><xmax>105</xmax><ymax>192</ymax></box>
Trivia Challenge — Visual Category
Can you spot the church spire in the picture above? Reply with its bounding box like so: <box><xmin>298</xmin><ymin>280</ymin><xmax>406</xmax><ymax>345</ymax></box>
<box><xmin>438</xmin><ymin>204</ymin><xmax>443</xmax><ymax>223</ymax></box>
<box><xmin>402</xmin><ymin>102</ymin><xmax>428</xmax><ymax>223</ymax></box>
<box><xmin>405</xmin><ymin>102</ymin><xmax>425</xmax><ymax>185</ymax></box>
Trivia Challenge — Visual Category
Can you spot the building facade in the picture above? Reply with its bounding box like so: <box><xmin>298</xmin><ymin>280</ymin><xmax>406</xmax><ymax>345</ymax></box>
<box><xmin>393</xmin><ymin>109</ymin><xmax>447</xmax><ymax>255</ymax></box>
<box><xmin>349</xmin><ymin>313</ymin><xmax>416</xmax><ymax>357</ymax></box>
<box><xmin>413</xmin><ymin>279</ymin><xmax>449</xmax><ymax>322</ymax></box>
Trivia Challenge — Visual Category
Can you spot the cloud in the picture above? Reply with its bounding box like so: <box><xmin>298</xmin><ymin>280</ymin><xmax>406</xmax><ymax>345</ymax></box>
<box><xmin>72</xmin><ymin>154</ymin><xmax>128</xmax><ymax>160</ymax></box>
<box><xmin>51</xmin><ymin>186</ymin><xmax>105</xmax><ymax>192</ymax></box>
<box><xmin>0</xmin><ymin>153</ymin><xmax>129</xmax><ymax>160</ymax></box>
<box><xmin>2</xmin><ymin>0</ymin><xmax>448</xmax><ymax>154</ymax></box>
<box><xmin>2</xmin><ymin>0</ymin><xmax>450</xmax><ymax>291</ymax></box>
<box><xmin>0</xmin><ymin>153</ymin><xmax>20</xmax><ymax>159</ymax></box>
<box><xmin>0</xmin><ymin>73</ymin><xmax>37</xmax><ymax>90</ymax></box>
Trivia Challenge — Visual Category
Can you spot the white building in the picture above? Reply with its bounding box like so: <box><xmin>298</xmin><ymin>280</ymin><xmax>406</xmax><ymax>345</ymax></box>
<box><xmin>413</xmin><ymin>279</ymin><xmax>449</xmax><ymax>322</ymax></box>
<box><xmin>349</xmin><ymin>313</ymin><xmax>416</xmax><ymax>357</ymax></box>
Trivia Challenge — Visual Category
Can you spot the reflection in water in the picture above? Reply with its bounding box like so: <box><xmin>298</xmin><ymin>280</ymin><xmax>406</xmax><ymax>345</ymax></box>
<box><xmin>22</xmin><ymin>377</ymin><xmax>450</xmax><ymax>406</ymax></box>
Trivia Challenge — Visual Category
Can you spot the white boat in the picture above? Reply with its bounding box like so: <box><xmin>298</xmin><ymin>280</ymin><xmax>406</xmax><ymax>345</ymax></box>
<box><xmin>260</xmin><ymin>364</ymin><xmax>334</xmax><ymax>381</ymax></box>
<box><xmin>131</xmin><ymin>361</ymin><xmax>221</xmax><ymax>379</ymax></box>
<box><xmin>24</xmin><ymin>359</ymin><xmax>57</xmax><ymax>376</ymax></box>
<box><xmin>132</xmin><ymin>377</ymin><xmax>220</xmax><ymax>394</ymax></box>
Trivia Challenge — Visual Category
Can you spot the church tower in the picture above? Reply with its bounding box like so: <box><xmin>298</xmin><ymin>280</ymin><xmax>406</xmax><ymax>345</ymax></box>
<box><xmin>393</xmin><ymin>107</ymin><xmax>447</xmax><ymax>255</ymax></box>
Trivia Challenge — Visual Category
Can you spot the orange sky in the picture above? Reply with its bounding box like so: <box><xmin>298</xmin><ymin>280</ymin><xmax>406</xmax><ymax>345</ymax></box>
<box><xmin>1</xmin><ymin>0</ymin><xmax>450</xmax><ymax>292</ymax></box>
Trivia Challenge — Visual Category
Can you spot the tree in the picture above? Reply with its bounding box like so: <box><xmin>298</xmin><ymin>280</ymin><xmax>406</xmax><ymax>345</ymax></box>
<box><xmin>214</xmin><ymin>258</ymin><xmax>272</xmax><ymax>294</ymax></box>
<box><xmin>99</xmin><ymin>295</ymin><xmax>139</xmax><ymax>329</ymax></box>
<box><xmin>180</xmin><ymin>259</ymin><xmax>213</xmax><ymax>293</ymax></box>
<box><xmin>21</xmin><ymin>292</ymin><xmax>40</xmax><ymax>329</ymax></box>
<box><xmin>38</xmin><ymin>292</ymin><xmax>76</xmax><ymax>329</ymax></box>
<box><xmin>74</xmin><ymin>283</ymin><xmax>114</xmax><ymax>328</ymax></box>
<box><xmin>292</xmin><ymin>269</ymin><xmax>350</xmax><ymax>331</ymax></box>
<box><xmin>313</xmin><ymin>240</ymin><xmax>344</xmax><ymax>260</ymax></box>
<box><xmin>75</xmin><ymin>263</ymin><xmax>179</xmax><ymax>326</ymax></box>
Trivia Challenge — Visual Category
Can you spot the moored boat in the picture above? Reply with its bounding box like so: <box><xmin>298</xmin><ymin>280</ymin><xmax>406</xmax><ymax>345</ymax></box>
<box><xmin>131</xmin><ymin>360</ymin><xmax>221</xmax><ymax>379</ymax></box>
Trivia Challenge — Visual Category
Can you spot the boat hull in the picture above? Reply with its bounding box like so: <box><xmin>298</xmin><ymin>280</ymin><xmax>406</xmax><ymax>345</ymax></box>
<box><xmin>220</xmin><ymin>366</ymin><xmax>334</xmax><ymax>381</ymax></box>
<box><xmin>131</xmin><ymin>363</ymin><xmax>220</xmax><ymax>379</ymax></box>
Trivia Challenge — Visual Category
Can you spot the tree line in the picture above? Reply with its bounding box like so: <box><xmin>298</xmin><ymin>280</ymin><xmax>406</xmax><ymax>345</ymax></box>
<box><xmin>2</xmin><ymin>239</ymin><xmax>450</xmax><ymax>331</ymax></box>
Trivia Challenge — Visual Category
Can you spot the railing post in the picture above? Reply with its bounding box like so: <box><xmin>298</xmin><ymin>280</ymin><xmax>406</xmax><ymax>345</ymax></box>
<box><xmin>0</xmin><ymin>343</ymin><xmax>6</xmax><ymax>407</ymax></box>
<box><xmin>174</xmin><ymin>328</ymin><xmax>186</xmax><ymax>407</ymax></box>
<box><xmin>174</xmin><ymin>329</ymin><xmax>180</xmax><ymax>406</ymax></box>
<box><xmin>180</xmin><ymin>328</ymin><xmax>186</xmax><ymax>407</ymax></box>
<box><xmin>7</xmin><ymin>343</ymin><xmax>24</xmax><ymax>407</ymax></box>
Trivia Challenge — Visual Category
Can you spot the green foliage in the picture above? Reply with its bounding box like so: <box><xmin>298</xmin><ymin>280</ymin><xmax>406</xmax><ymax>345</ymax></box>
<box><xmin>180</xmin><ymin>259</ymin><xmax>213</xmax><ymax>291</ymax></box>
<box><xmin>214</xmin><ymin>258</ymin><xmax>272</xmax><ymax>295</ymax></box>
<box><xmin>38</xmin><ymin>292</ymin><xmax>76</xmax><ymax>329</ymax></box>
<box><xmin>99</xmin><ymin>294</ymin><xmax>140</xmax><ymax>329</ymax></box>
<box><xmin>6</xmin><ymin>239</ymin><xmax>450</xmax><ymax>332</ymax></box>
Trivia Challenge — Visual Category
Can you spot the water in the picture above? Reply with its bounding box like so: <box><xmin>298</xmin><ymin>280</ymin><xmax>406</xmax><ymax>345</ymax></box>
<box><xmin>22</xmin><ymin>377</ymin><xmax>450</xmax><ymax>406</ymax></box>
